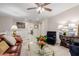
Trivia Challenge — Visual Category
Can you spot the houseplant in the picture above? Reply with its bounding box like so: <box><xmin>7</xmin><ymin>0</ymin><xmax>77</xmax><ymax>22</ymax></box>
<box><xmin>36</xmin><ymin>35</ymin><xmax>47</xmax><ymax>49</ymax></box>
<box><xmin>36</xmin><ymin>35</ymin><xmax>47</xmax><ymax>55</ymax></box>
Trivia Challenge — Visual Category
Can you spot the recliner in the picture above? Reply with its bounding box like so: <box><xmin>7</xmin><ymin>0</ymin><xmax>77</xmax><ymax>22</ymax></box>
<box><xmin>69</xmin><ymin>42</ymin><xmax>79</xmax><ymax>56</ymax></box>
<box><xmin>47</xmin><ymin>31</ymin><xmax>56</xmax><ymax>45</ymax></box>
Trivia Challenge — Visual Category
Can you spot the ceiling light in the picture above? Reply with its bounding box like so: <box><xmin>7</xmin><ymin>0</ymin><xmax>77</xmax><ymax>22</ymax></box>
<box><xmin>37</xmin><ymin>7</ymin><xmax>41</xmax><ymax>12</ymax></box>
<box><xmin>36</xmin><ymin>7</ymin><xmax>45</xmax><ymax>13</ymax></box>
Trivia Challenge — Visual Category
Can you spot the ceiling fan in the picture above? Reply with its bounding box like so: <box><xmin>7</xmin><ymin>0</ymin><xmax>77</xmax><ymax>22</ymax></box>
<box><xmin>27</xmin><ymin>3</ymin><xmax>52</xmax><ymax>13</ymax></box>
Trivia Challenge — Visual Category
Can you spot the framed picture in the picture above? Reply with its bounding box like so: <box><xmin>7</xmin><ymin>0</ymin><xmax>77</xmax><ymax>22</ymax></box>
<box><xmin>16</xmin><ymin>22</ymin><xmax>25</xmax><ymax>29</ymax></box>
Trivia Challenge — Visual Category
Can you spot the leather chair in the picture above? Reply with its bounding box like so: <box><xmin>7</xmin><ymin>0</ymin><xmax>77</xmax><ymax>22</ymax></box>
<box><xmin>69</xmin><ymin>42</ymin><xmax>79</xmax><ymax>56</ymax></box>
<box><xmin>0</xmin><ymin>35</ymin><xmax>23</xmax><ymax>56</ymax></box>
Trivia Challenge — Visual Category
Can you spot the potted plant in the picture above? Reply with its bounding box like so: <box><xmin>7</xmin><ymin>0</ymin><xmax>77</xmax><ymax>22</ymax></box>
<box><xmin>36</xmin><ymin>35</ymin><xmax>47</xmax><ymax>49</ymax></box>
<box><xmin>63</xmin><ymin>32</ymin><xmax>66</xmax><ymax>36</ymax></box>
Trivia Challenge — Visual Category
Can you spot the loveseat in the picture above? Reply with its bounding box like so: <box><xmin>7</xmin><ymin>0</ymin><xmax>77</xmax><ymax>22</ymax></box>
<box><xmin>0</xmin><ymin>34</ymin><xmax>23</xmax><ymax>56</ymax></box>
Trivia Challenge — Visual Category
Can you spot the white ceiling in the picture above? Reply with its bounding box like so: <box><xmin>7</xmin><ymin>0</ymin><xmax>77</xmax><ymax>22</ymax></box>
<box><xmin>0</xmin><ymin>3</ymin><xmax>79</xmax><ymax>22</ymax></box>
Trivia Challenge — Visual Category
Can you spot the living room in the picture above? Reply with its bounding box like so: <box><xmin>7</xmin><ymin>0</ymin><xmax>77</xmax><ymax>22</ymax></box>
<box><xmin>0</xmin><ymin>3</ymin><xmax>79</xmax><ymax>56</ymax></box>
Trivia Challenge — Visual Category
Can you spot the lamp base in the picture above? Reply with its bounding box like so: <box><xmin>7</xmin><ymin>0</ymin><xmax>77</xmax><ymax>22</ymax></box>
<box><xmin>13</xmin><ymin>31</ymin><xmax>17</xmax><ymax>37</ymax></box>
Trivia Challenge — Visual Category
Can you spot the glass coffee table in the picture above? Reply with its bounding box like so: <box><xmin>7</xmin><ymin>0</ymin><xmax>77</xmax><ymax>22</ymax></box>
<box><xmin>37</xmin><ymin>44</ymin><xmax>55</xmax><ymax>56</ymax></box>
<box><xmin>27</xmin><ymin>43</ymin><xmax>55</xmax><ymax>56</ymax></box>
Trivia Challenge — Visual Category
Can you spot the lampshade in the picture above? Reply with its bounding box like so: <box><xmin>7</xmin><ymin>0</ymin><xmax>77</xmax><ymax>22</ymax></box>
<box><xmin>11</xmin><ymin>25</ymin><xmax>17</xmax><ymax>31</ymax></box>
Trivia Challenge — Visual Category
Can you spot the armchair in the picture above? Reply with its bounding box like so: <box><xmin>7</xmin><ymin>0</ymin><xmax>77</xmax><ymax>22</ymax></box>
<box><xmin>0</xmin><ymin>35</ymin><xmax>23</xmax><ymax>56</ymax></box>
<box><xmin>69</xmin><ymin>42</ymin><xmax>79</xmax><ymax>56</ymax></box>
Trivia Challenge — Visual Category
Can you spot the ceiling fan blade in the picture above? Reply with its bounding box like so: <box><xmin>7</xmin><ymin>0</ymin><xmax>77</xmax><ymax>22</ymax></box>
<box><xmin>42</xmin><ymin>3</ymin><xmax>50</xmax><ymax>6</ymax></box>
<box><xmin>27</xmin><ymin>7</ymin><xmax>37</xmax><ymax>10</ymax></box>
<box><xmin>35</xmin><ymin>3</ymin><xmax>40</xmax><ymax>7</ymax></box>
<box><xmin>44</xmin><ymin>7</ymin><xmax>52</xmax><ymax>11</ymax></box>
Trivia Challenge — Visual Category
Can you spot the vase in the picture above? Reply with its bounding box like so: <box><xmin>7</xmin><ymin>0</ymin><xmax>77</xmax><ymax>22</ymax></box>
<box><xmin>39</xmin><ymin>48</ymin><xmax>45</xmax><ymax>56</ymax></box>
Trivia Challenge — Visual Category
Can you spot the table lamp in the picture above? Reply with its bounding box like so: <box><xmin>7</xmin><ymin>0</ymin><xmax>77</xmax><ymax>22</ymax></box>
<box><xmin>11</xmin><ymin>25</ymin><xmax>18</xmax><ymax>36</ymax></box>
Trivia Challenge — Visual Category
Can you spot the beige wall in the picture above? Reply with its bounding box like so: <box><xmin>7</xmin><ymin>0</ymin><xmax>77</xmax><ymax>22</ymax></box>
<box><xmin>39</xmin><ymin>19</ymin><xmax>48</xmax><ymax>35</ymax></box>
<box><xmin>40</xmin><ymin>5</ymin><xmax>79</xmax><ymax>43</ymax></box>
<box><xmin>47</xmin><ymin>5</ymin><xmax>79</xmax><ymax>31</ymax></box>
<box><xmin>0</xmin><ymin>5</ymin><xmax>79</xmax><ymax>43</ymax></box>
<box><xmin>0</xmin><ymin>16</ymin><xmax>13</xmax><ymax>32</ymax></box>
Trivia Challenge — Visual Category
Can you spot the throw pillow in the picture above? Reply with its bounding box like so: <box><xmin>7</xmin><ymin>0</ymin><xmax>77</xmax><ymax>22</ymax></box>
<box><xmin>0</xmin><ymin>41</ymin><xmax>9</xmax><ymax>54</ymax></box>
<box><xmin>3</xmin><ymin>35</ymin><xmax>16</xmax><ymax>45</ymax></box>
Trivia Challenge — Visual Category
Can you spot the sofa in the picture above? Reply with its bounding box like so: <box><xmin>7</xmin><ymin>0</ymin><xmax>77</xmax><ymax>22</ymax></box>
<box><xmin>0</xmin><ymin>34</ymin><xmax>23</xmax><ymax>56</ymax></box>
<box><xmin>69</xmin><ymin>42</ymin><xmax>79</xmax><ymax>56</ymax></box>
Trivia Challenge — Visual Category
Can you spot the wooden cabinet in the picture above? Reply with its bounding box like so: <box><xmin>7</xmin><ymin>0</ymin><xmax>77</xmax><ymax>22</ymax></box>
<box><xmin>60</xmin><ymin>35</ymin><xmax>79</xmax><ymax>48</ymax></box>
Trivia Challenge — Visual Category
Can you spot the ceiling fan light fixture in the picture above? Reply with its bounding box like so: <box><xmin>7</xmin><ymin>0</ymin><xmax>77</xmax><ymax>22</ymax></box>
<box><xmin>36</xmin><ymin>7</ymin><xmax>45</xmax><ymax>13</ymax></box>
<box><xmin>27</xmin><ymin>3</ymin><xmax>51</xmax><ymax>14</ymax></box>
<box><xmin>36</xmin><ymin>7</ymin><xmax>41</xmax><ymax>12</ymax></box>
<box><xmin>41</xmin><ymin>7</ymin><xmax>45</xmax><ymax>12</ymax></box>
